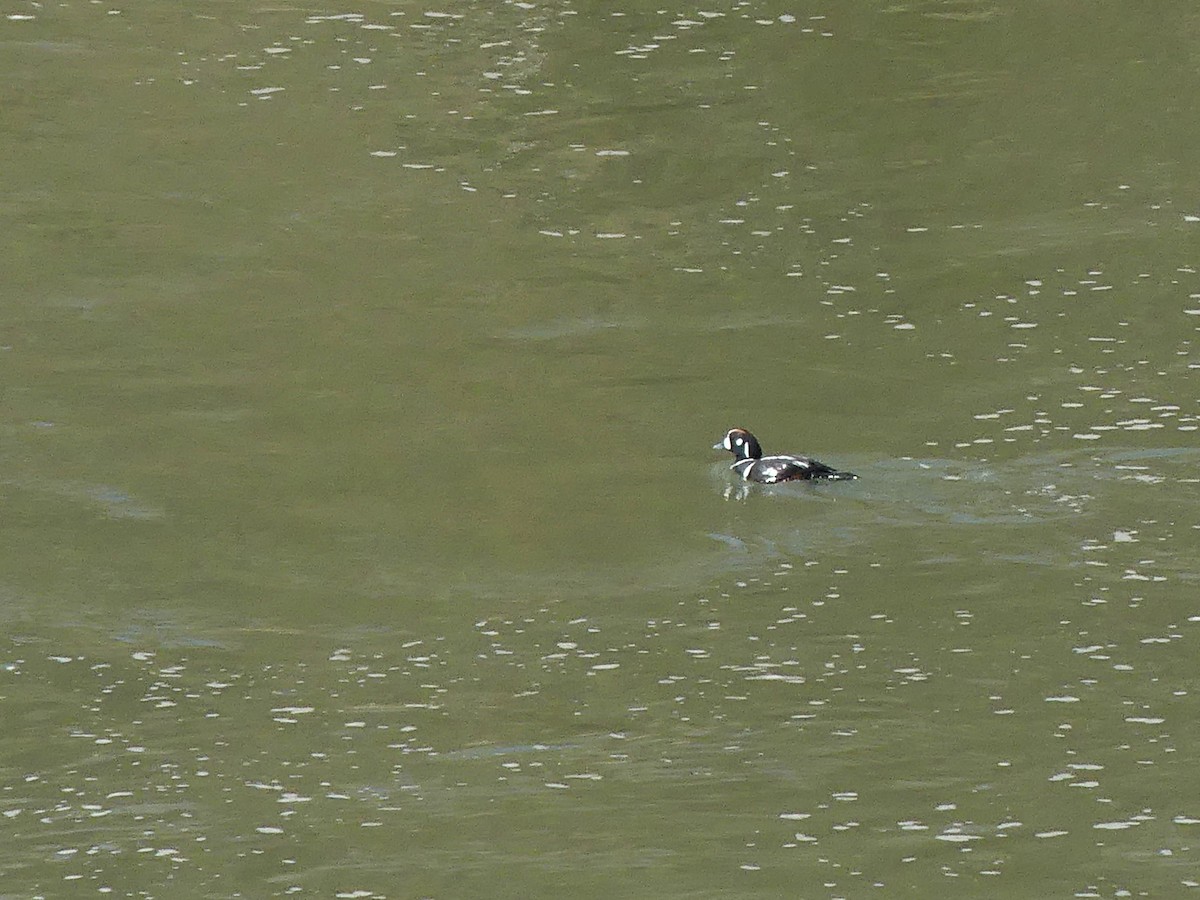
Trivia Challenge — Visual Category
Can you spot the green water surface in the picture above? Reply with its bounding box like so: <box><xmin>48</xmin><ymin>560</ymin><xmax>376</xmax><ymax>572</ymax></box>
<box><xmin>2</xmin><ymin>2</ymin><xmax>1199</xmax><ymax>897</ymax></box>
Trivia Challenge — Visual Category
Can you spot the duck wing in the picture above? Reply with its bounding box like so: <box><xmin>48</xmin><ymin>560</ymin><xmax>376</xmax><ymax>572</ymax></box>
<box><xmin>739</xmin><ymin>454</ymin><xmax>857</xmax><ymax>483</ymax></box>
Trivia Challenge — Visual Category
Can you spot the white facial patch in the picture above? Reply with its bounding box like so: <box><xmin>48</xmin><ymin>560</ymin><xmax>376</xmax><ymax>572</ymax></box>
<box><xmin>723</xmin><ymin>432</ymin><xmax>735</xmax><ymax>450</ymax></box>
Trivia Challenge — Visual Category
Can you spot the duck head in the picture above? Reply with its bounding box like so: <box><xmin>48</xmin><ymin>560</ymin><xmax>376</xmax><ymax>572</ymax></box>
<box><xmin>713</xmin><ymin>428</ymin><xmax>763</xmax><ymax>461</ymax></box>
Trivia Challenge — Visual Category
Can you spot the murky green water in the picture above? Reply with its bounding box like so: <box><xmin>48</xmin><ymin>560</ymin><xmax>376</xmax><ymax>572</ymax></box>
<box><xmin>3</xmin><ymin>1</ymin><xmax>1199</xmax><ymax>896</ymax></box>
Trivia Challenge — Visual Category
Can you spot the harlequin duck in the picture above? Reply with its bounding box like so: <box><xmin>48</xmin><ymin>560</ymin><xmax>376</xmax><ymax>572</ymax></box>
<box><xmin>713</xmin><ymin>428</ymin><xmax>857</xmax><ymax>483</ymax></box>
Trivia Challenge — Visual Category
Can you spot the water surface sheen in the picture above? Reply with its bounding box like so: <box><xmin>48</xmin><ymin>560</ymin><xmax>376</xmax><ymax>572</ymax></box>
<box><xmin>2</xmin><ymin>2</ymin><xmax>1199</xmax><ymax>896</ymax></box>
